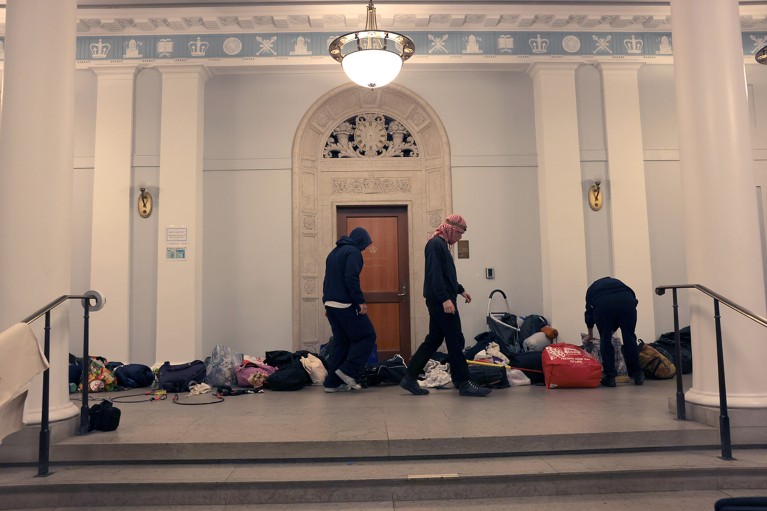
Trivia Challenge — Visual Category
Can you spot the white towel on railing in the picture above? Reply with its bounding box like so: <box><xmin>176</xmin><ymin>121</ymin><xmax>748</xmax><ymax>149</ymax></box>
<box><xmin>0</xmin><ymin>322</ymin><xmax>49</xmax><ymax>443</ymax></box>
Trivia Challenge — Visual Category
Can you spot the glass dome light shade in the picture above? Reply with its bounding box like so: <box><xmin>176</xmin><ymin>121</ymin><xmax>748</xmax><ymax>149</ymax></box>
<box><xmin>341</xmin><ymin>49</ymin><xmax>403</xmax><ymax>89</ymax></box>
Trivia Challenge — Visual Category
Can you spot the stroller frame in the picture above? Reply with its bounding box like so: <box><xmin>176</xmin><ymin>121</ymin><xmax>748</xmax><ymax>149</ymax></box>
<box><xmin>486</xmin><ymin>289</ymin><xmax>522</xmax><ymax>353</ymax></box>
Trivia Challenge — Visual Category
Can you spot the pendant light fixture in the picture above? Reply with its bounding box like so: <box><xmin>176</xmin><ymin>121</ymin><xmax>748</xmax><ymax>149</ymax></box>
<box><xmin>328</xmin><ymin>0</ymin><xmax>415</xmax><ymax>89</ymax></box>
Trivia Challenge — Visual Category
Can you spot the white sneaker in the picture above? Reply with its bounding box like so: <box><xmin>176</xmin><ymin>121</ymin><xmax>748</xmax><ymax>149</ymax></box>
<box><xmin>324</xmin><ymin>384</ymin><xmax>352</xmax><ymax>393</ymax></box>
<box><xmin>335</xmin><ymin>369</ymin><xmax>362</xmax><ymax>390</ymax></box>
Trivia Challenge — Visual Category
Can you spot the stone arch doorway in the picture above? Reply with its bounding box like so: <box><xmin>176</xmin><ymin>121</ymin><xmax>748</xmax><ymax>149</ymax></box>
<box><xmin>291</xmin><ymin>83</ymin><xmax>452</xmax><ymax>353</ymax></box>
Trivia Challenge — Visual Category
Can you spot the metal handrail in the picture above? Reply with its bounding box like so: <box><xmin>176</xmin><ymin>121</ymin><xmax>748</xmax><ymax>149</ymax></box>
<box><xmin>21</xmin><ymin>291</ymin><xmax>104</xmax><ymax>477</ymax></box>
<box><xmin>655</xmin><ymin>284</ymin><xmax>767</xmax><ymax>461</ymax></box>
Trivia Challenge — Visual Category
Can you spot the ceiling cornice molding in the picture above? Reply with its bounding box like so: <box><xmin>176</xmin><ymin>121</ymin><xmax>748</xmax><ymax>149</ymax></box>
<box><xmin>1</xmin><ymin>3</ymin><xmax>767</xmax><ymax>36</ymax></box>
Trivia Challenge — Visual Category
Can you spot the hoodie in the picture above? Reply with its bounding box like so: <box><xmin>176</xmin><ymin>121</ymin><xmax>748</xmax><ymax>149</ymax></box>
<box><xmin>322</xmin><ymin>227</ymin><xmax>373</xmax><ymax>306</ymax></box>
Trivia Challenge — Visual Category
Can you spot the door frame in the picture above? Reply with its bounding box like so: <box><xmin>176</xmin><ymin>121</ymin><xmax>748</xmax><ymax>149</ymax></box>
<box><xmin>337</xmin><ymin>205</ymin><xmax>411</xmax><ymax>361</ymax></box>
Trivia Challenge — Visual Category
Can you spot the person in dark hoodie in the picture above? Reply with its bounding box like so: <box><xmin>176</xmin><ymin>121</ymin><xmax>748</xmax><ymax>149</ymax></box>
<box><xmin>399</xmin><ymin>214</ymin><xmax>490</xmax><ymax>397</ymax></box>
<box><xmin>322</xmin><ymin>227</ymin><xmax>377</xmax><ymax>392</ymax></box>
<box><xmin>583</xmin><ymin>276</ymin><xmax>644</xmax><ymax>388</ymax></box>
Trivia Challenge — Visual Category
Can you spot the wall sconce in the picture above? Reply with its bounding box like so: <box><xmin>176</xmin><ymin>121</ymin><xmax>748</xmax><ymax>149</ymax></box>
<box><xmin>138</xmin><ymin>187</ymin><xmax>153</xmax><ymax>218</ymax></box>
<box><xmin>588</xmin><ymin>180</ymin><xmax>603</xmax><ymax>211</ymax></box>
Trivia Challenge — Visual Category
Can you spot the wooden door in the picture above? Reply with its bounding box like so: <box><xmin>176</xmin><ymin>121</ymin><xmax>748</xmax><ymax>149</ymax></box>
<box><xmin>337</xmin><ymin>206</ymin><xmax>411</xmax><ymax>362</ymax></box>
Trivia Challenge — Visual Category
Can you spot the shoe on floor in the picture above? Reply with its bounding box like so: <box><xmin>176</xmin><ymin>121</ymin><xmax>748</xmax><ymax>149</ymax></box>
<box><xmin>634</xmin><ymin>371</ymin><xmax>645</xmax><ymax>386</ymax></box>
<box><xmin>324</xmin><ymin>384</ymin><xmax>352</xmax><ymax>393</ymax></box>
<box><xmin>458</xmin><ymin>381</ymin><xmax>491</xmax><ymax>397</ymax></box>
<box><xmin>399</xmin><ymin>374</ymin><xmax>429</xmax><ymax>395</ymax></box>
<box><xmin>601</xmin><ymin>376</ymin><xmax>617</xmax><ymax>387</ymax></box>
<box><xmin>334</xmin><ymin>369</ymin><xmax>362</xmax><ymax>390</ymax></box>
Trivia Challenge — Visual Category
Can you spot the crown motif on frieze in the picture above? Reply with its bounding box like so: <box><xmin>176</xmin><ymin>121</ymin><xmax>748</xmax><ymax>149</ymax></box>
<box><xmin>529</xmin><ymin>34</ymin><xmax>549</xmax><ymax>54</ymax></box>
<box><xmin>624</xmin><ymin>35</ymin><xmax>643</xmax><ymax>54</ymax></box>
<box><xmin>90</xmin><ymin>39</ymin><xmax>110</xmax><ymax>59</ymax></box>
<box><xmin>189</xmin><ymin>37</ymin><xmax>209</xmax><ymax>57</ymax></box>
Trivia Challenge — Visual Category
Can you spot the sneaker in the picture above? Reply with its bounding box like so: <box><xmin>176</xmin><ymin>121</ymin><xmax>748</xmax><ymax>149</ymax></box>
<box><xmin>335</xmin><ymin>369</ymin><xmax>362</xmax><ymax>390</ymax></box>
<box><xmin>458</xmin><ymin>381</ymin><xmax>491</xmax><ymax>397</ymax></box>
<box><xmin>601</xmin><ymin>376</ymin><xmax>617</xmax><ymax>388</ymax></box>
<box><xmin>399</xmin><ymin>374</ymin><xmax>429</xmax><ymax>395</ymax></box>
<box><xmin>634</xmin><ymin>371</ymin><xmax>645</xmax><ymax>386</ymax></box>
<box><xmin>324</xmin><ymin>384</ymin><xmax>352</xmax><ymax>393</ymax></box>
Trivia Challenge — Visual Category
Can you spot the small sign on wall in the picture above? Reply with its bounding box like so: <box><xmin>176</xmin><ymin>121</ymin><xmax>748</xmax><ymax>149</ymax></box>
<box><xmin>166</xmin><ymin>247</ymin><xmax>187</xmax><ymax>261</ymax></box>
<box><xmin>166</xmin><ymin>227</ymin><xmax>188</xmax><ymax>243</ymax></box>
<box><xmin>457</xmin><ymin>240</ymin><xmax>470</xmax><ymax>259</ymax></box>
<box><xmin>166</xmin><ymin>226</ymin><xmax>188</xmax><ymax>261</ymax></box>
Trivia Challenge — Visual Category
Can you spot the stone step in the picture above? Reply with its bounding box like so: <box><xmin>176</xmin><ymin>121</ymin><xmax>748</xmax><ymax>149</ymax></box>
<box><xmin>1</xmin><ymin>449</ymin><xmax>766</xmax><ymax>510</ymax></box>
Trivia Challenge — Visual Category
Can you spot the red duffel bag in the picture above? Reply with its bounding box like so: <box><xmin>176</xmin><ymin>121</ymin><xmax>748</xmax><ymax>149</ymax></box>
<box><xmin>542</xmin><ymin>343</ymin><xmax>602</xmax><ymax>389</ymax></box>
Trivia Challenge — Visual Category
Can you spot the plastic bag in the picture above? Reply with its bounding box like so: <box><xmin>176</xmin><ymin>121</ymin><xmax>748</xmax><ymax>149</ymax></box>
<box><xmin>206</xmin><ymin>345</ymin><xmax>243</xmax><ymax>387</ymax></box>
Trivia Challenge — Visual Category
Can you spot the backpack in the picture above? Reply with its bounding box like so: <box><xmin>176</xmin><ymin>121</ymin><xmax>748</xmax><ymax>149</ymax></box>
<box><xmin>519</xmin><ymin>314</ymin><xmax>549</xmax><ymax>343</ymax></box>
<box><xmin>157</xmin><ymin>360</ymin><xmax>207</xmax><ymax>392</ymax></box>
<box><xmin>112</xmin><ymin>363</ymin><xmax>155</xmax><ymax>388</ymax></box>
<box><xmin>468</xmin><ymin>364</ymin><xmax>510</xmax><ymax>388</ymax></box>
<box><xmin>88</xmin><ymin>400</ymin><xmax>121</xmax><ymax>432</ymax></box>
<box><xmin>638</xmin><ymin>341</ymin><xmax>676</xmax><ymax>379</ymax></box>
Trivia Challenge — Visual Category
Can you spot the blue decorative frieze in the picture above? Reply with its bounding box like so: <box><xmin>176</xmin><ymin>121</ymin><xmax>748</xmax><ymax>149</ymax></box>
<box><xmin>52</xmin><ymin>31</ymin><xmax>767</xmax><ymax>62</ymax></box>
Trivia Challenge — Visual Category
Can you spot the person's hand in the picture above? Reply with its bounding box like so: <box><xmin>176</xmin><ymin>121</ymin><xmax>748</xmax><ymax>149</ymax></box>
<box><xmin>443</xmin><ymin>299</ymin><xmax>456</xmax><ymax>314</ymax></box>
<box><xmin>461</xmin><ymin>292</ymin><xmax>472</xmax><ymax>304</ymax></box>
<box><xmin>583</xmin><ymin>332</ymin><xmax>593</xmax><ymax>342</ymax></box>
<box><xmin>358</xmin><ymin>303</ymin><xmax>368</xmax><ymax>315</ymax></box>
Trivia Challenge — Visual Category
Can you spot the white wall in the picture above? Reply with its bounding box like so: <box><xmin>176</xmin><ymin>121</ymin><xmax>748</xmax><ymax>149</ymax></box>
<box><xmin>452</xmin><ymin>166</ymin><xmax>543</xmax><ymax>340</ymax></box>
<box><xmin>70</xmin><ymin>59</ymin><xmax>767</xmax><ymax>360</ymax></box>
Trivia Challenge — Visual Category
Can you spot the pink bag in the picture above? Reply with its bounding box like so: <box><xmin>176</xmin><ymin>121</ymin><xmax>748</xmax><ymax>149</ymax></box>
<box><xmin>542</xmin><ymin>343</ymin><xmax>602</xmax><ymax>389</ymax></box>
<box><xmin>235</xmin><ymin>360</ymin><xmax>276</xmax><ymax>388</ymax></box>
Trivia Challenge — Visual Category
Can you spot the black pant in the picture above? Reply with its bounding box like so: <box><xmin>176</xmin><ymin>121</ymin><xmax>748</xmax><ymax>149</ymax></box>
<box><xmin>407</xmin><ymin>299</ymin><xmax>470</xmax><ymax>384</ymax></box>
<box><xmin>596</xmin><ymin>301</ymin><xmax>641</xmax><ymax>378</ymax></box>
<box><xmin>323</xmin><ymin>306</ymin><xmax>376</xmax><ymax>388</ymax></box>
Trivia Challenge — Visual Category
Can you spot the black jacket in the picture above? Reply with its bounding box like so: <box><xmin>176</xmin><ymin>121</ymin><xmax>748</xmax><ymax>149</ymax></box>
<box><xmin>584</xmin><ymin>277</ymin><xmax>638</xmax><ymax>328</ymax></box>
<box><xmin>423</xmin><ymin>235</ymin><xmax>465</xmax><ymax>304</ymax></box>
<box><xmin>322</xmin><ymin>227</ymin><xmax>372</xmax><ymax>306</ymax></box>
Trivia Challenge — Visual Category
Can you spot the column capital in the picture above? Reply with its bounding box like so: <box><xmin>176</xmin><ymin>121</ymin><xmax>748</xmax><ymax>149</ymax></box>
<box><xmin>91</xmin><ymin>65</ymin><xmax>140</xmax><ymax>79</ymax></box>
<box><xmin>156</xmin><ymin>65</ymin><xmax>212</xmax><ymax>84</ymax></box>
<box><xmin>526</xmin><ymin>61</ymin><xmax>581</xmax><ymax>80</ymax></box>
<box><xmin>596</xmin><ymin>61</ymin><xmax>644</xmax><ymax>75</ymax></box>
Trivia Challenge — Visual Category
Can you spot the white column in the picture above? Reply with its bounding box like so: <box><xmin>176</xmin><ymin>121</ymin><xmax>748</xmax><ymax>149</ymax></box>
<box><xmin>672</xmin><ymin>0</ymin><xmax>767</xmax><ymax>407</ymax></box>
<box><xmin>598</xmin><ymin>62</ymin><xmax>656</xmax><ymax>341</ymax></box>
<box><xmin>0</xmin><ymin>0</ymin><xmax>78</xmax><ymax>422</ymax></box>
<box><xmin>90</xmin><ymin>67</ymin><xmax>138</xmax><ymax>363</ymax></box>
<box><xmin>155</xmin><ymin>67</ymin><xmax>209</xmax><ymax>365</ymax></box>
<box><xmin>528</xmin><ymin>63</ymin><xmax>589</xmax><ymax>342</ymax></box>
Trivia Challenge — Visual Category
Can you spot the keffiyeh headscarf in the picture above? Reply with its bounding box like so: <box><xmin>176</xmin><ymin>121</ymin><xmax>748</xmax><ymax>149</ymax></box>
<box><xmin>431</xmin><ymin>213</ymin><xmax>467</xmax><ymax>247</ymax></box>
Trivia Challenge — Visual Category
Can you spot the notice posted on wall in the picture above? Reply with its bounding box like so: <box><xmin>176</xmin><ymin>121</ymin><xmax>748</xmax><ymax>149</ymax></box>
<box><xmin>166</xmin><ymin>247</ymin><xmax>187</xmax><ymax>261</ymax></box>
<box><xmin>166</xmin><ymin>226</ymin><xmax>188</xmax><ymax>261</ymax></box>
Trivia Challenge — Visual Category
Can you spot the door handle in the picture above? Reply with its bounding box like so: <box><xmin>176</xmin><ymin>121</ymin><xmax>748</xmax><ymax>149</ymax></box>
<box><xmin>397</xmin><ymin>283</ymin><xmax>407</xmax><ymax>301</ymax></box>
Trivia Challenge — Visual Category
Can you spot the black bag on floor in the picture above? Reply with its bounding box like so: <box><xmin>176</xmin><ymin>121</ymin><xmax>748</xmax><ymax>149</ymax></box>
<box><xmin>468</xmin><ymin>364</ymin><xmax>510</xmax><ymax>389</ymax></box>
<box><xmin>88</xmin><ymin>400</ymin><xmax>121</xmax><ymax>432</ymax></box>
<box><xmin>112</xmin><ymin>363</ymin><xmax>155</xmax><ymax>388</ymax></box>
<box><xmin>365</xmin><ymin>355</ymin><xmax>407</xmax><ymax>386</ymax></box>
<box><xmin>508</xmin><ymin>351</ymin><xmax>545</xmax><ymax>385</ymax></box>
<box><xmin>157</xmin><ymin>360</ymin><xmax>206</xmax><ymax>392</ymax></box>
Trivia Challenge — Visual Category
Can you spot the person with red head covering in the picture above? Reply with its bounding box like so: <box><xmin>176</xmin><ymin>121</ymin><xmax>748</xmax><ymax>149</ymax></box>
<box><xmin>399</xmin><ymin>214</ymin><xmax>491</xmax><ymax>397</ymax></box>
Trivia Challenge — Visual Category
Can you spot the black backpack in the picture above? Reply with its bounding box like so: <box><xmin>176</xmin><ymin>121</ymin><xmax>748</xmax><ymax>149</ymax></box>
<box><xmin>88</xmin><ymin>400</ymin><xmax>121</xmax><ymax>432</ymax></box>
<box><xmin>113</xmin><ymin>363</ymin><xmax>155</xmax><ymax>388</ymax></box>
<box><xmin>157</xmin><ymin>360</ymin><xmax>206</xmax><ymax>392</ymax></box>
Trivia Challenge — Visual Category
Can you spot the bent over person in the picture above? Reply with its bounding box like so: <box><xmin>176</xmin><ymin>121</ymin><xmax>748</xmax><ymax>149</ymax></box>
<box><xmin>400</xmin><ymin>214</ymin><xmax>490</xmax><ymax>397</ymax></box>
<box><xmin>583</xmin><ymin>276</ymin><xmax>644</xmax><ymax>388</ymax></box>
<box><xmin>322</xmin><ymin>227</ymin><xmax>377</xmax><ymax>393</ymax></box>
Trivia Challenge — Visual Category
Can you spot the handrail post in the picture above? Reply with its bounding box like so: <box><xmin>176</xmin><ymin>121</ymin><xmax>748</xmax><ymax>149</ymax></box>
<box><xmin>78</xmin><ymin>298</ymin><xmax>91</xmax><ymax>435</ymax></box>
<box><xmin>672</xmin><ymin>288</ymin><xmax>686</xmax><ymax>420</ymax></box>
<box><xmin>713</xmin><ymin>299</ymin><xmax>733</xmax><ymax>460</ymax></box>
<box><xmin>36</xmin><ymin>311</ymin><xmax>52</xmax><ymax>477</ymax></box>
